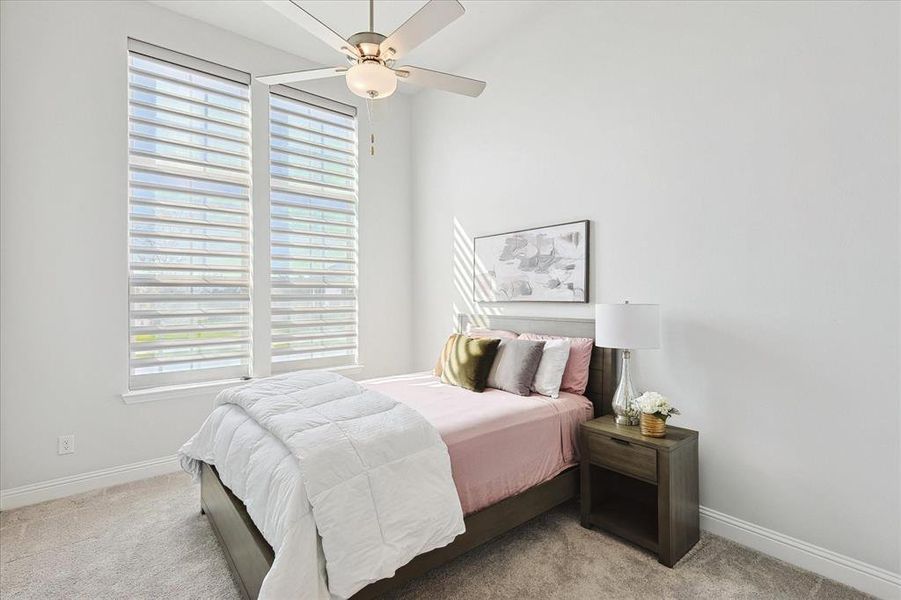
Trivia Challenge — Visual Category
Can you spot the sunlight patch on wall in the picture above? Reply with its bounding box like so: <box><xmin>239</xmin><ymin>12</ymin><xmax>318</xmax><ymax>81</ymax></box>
<box><xmin>452</xmin><ymin>217</ymin><xmax>499</xmax><ymax>331</ymax></box>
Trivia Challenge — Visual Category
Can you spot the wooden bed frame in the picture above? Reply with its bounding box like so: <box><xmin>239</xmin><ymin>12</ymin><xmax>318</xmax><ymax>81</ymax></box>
<box><xmin>200</xmin><ymin>315</ymin><xmax>617</xmax><ymax>600</ymax></box>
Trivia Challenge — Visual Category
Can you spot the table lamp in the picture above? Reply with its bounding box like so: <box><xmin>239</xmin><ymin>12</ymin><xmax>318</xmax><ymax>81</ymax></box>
<box><xmin>595</xmin><ymin>302</ymin><xmax>660</xmax><ymax>425</ymax></box>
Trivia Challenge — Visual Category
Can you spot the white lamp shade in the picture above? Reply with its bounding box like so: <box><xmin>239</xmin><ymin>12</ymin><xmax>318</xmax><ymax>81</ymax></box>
<box><xmin>594</xmin><ymin>303</ymin><xmax>660</xmax><ymax>349</ymax></box>
<box><xmin>345</xmin><ymin>62</ymin><xmax>397</xmax><ymax>99</ymax></box>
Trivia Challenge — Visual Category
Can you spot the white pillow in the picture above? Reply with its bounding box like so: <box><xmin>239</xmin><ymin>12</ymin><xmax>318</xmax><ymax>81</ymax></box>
<box><xmin>530</xmin><ymin>338</ymin><xmax>571</xmax><ymax>398</ymax></box>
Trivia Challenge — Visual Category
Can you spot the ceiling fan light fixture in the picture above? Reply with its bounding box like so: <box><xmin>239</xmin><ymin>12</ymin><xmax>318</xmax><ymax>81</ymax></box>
<box><xmin>259</xmin><ymin>0</ymin><xmax>484</xmax><ymax>100</ymax></box>
<box><xmin>345</xmin><ymin>62</ymin><xmax>397</xmax><ymax>99</ymax></box>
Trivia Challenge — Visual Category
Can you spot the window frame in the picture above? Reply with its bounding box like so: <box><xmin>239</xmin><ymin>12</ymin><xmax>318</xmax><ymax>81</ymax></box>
<box><xmin>125</xmin><ymin>39</ymin><xmax>254</xmax><ymax>392</ymax></box>
<box><xmin>267</xmin><ymin>85</ymin><xmax>360</xmax><ymax>375</ymax></box>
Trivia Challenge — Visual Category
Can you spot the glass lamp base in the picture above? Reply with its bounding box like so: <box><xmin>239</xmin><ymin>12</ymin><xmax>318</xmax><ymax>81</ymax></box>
<box><xmin>611</xmin><ymin>350</ymin><xmax>639</xmax><ymax>426</ymax></box>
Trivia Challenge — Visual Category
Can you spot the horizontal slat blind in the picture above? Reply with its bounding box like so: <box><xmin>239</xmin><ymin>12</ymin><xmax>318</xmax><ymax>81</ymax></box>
<box><xmin>270</xmin><ymin>89</ymin><xmax>358</xmax><ymax>372</ymax></box>
<box><xmin>128</xmin><ymin>44</ymin><xmax>252</xmax><ymax>390</ymax></box>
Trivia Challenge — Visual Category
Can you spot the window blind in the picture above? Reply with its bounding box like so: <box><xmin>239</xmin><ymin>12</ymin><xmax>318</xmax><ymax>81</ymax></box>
<box><xmin>269</xmin><ymin>87</ymin><xmax>359</xmax><ymax>372</ymax></box>
<box><xmin>127</xmin><ymin>41</ymin><xmax>253</xmax><ymax>390</ymax></box>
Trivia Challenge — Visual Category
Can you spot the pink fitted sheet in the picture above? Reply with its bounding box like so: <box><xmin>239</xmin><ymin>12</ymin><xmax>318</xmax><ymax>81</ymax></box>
<box><xmin>361</xmin><ymin>372</ymin><xmax>593</xmax><ymax>514</ymax></box>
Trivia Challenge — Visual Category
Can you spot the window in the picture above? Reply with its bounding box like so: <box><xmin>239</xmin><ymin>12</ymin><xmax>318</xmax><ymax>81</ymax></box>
<box><xmin>125</xmin><ymin>42</ymin><xmax>361</xmax><ymax>394</ymax></box>
<box><xmin>268</xmin><ymin>87</ymin><xmax>359</xmax><ymax>372</ymax></box>
<box><xmin>127</xmin><ymin>40</ymin><xmax>252</xmax><ymax>390</ymax></box>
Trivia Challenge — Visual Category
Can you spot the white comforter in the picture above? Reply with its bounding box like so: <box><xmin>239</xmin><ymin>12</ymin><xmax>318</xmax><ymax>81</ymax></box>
<box><xmin>179</xmin><ymin>370</ymin><xmax>464</xmax><ymax>599</ymax></box>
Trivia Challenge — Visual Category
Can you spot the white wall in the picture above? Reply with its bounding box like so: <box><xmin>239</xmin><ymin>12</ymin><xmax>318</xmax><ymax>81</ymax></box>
<box><xmin>410</xmin><ymin>0</ymin><xmax>900</xmax><ymax>580</ymax></box>
<box><xmin>0</xmin><ymin>0</ymin><xmax>412</xmax><ymax>491</ymax></box>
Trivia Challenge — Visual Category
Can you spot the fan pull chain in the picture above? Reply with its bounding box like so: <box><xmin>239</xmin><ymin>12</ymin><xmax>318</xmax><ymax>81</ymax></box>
<box><xmin>366</xmin><ymin>97</ymin><xmax>376</xmax><ymax>156</ymax></box>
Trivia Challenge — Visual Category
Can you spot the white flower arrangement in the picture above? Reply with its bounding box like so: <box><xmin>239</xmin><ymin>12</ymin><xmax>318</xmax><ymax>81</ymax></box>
<box><xmin>624</xmin><ymin>403</ymin><xmax>642</xmax><ymax>419</ymax></box>
<box><xmin>637</xmin><ymin>392</ymin><xmax>680</xmax><ymax>421</ymax></box>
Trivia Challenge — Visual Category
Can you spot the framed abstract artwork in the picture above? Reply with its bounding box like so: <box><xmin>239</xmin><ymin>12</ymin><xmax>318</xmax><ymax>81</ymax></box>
<box><xmin>473</xmin><ymin>220</ymin><xmax>589</xmax><ymax>303</ymax></box>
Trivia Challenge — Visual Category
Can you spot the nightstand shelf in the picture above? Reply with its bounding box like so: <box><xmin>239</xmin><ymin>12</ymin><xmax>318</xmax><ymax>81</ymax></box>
<box><xmin>587</xmin><ymin>494</ymin><xmax>658</xmax><ymax>553</ymax></box>
<box><xmin>580</xmin><ymin>415</ymin><xmax>699</xmax><ymax>567</ymax></box>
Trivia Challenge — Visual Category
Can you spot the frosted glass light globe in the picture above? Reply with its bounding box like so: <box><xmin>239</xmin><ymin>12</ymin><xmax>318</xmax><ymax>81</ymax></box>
<box><xmin>345</xmin><ymin>62</ymin><xmax>397</xmax><ymax>99</ymax></box>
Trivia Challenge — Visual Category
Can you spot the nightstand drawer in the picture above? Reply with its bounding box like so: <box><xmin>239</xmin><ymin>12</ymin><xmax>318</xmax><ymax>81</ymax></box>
<box><xmin>587</xmin><ymin>433</ymin><xmax>657</xmax><ymax>483</ymax></box>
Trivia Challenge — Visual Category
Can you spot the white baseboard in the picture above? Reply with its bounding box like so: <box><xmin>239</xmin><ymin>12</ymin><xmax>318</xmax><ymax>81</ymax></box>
<box><xmin>0</xmin><ymin>455</ymin><xmax>181</xmax><ymax>511</ymax></box>
<box><xmin>701</xmin><ymin>506</ymin><xmax>901</xmax><ymax>600</ymax></box>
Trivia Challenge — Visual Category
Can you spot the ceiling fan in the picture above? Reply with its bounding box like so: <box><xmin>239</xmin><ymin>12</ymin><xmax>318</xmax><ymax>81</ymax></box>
<box><xmin>258</xmin><ymin>0</ymin><xmax>486</xmax><ymax>99</ymax></box>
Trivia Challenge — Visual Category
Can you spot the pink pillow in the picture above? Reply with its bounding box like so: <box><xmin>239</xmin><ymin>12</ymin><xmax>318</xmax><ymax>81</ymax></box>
<box><xmin>467</xmin><ymin>326</ymin><xmax>518</xmax><ymax>340</ymax></box>
<box><xmin>518</xmin><ymin>333</ymin><xmax>593</xmax><ymax>395</ymax></box>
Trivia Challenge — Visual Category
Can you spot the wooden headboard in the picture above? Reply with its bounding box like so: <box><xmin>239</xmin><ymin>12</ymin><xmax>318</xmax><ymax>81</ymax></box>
<box><xmin>456</xmin><ymin>314</ymin><xmax>618</xmax><ymax>417</ymax></box>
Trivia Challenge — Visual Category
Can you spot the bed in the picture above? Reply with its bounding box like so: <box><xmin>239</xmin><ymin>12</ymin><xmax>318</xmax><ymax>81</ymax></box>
<box><xmin>195</xmin><ymin>315</ymin><xmax>616</xmax><ymax>600</ymax></box>
<box><xmin>363</xmin><ymin>372</ymin><xmax>593</xmax><ymax>515</ymax></box>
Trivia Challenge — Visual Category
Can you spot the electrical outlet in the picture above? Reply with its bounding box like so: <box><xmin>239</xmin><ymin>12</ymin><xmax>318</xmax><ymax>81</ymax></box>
<box><xmin>58</xmin><ymin>434</ymin><xmax>75</xmax><ymax>455</ymax></box>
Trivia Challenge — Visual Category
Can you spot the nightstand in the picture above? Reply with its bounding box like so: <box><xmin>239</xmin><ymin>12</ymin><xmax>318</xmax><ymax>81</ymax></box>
<box><xmin>580</xmin><ymin>415</ymin><xmax>699</xmax><ymax>567</ymax></box>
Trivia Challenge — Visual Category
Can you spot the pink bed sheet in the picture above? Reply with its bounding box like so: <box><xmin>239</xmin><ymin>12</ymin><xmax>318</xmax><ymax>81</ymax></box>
<box><xmin>361</xmin><ymin>372</ymin><xmax>593</xmax><ymax>515</ymax></box>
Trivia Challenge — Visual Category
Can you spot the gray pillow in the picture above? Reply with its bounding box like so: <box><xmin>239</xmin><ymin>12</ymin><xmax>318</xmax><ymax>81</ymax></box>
<box><xmin>486</xmin><ymin>339</ymin><xmax>546</xmax><ymax>396</ymax></box>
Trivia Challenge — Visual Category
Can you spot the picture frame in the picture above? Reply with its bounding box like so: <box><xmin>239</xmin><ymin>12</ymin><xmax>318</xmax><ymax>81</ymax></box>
<box><xmin>472</xmin><ymin>220</ymin><xmax>589</xmax><ymax>303</ymax></box>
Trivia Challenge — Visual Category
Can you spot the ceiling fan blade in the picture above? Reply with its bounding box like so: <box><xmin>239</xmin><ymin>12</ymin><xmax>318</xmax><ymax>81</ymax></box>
<box><xmin>396</xmin><ymin>66</ymin><xmax>486</xmax><ymax>97</ymax></box>
<box><xmin>257</xmin><ymin>66</ymin><xmax>347</xmax><ymax>86</ymax></box>
<box><xmin>380</xmin><ymin>0</ymin><xmax>465</xmax><ymax>61</ymax></box>
<box><xmin>264</xmin><ymin>0</ymin><xmax>360</xmax><ymax>59</ymax></box>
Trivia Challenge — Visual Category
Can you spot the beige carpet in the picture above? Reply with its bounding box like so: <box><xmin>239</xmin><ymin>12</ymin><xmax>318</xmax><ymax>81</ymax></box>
<box><xmin>0</xmin><ymin>473</ymin><xmax>868</xmax><ymax>599</ymax></box>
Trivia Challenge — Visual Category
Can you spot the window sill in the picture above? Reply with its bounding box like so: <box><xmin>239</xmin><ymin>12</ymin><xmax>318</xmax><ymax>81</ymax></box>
<box><xmin>331</xmin><ymin>363</ymin><xmax>365</xmax><ymax>376</ymax></box>
<box><xmin>121</xmin><ymin>364</ymin><xmax>365</xmax><ymax>405</ymax></box>
<box><xmin>121</xmin><ymin>378</ymin><xmax>247</xmax><ymax>405</ymax></box>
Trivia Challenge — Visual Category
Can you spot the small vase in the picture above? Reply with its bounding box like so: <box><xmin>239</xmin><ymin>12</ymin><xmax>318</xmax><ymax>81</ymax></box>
<box><xmin>640</xmin><ymin>413</ymin><xmax>666</xmax><ymax>438</ymax></box>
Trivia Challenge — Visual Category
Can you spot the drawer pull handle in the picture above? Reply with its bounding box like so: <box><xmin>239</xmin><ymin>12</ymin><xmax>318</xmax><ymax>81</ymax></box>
<box><xmin>611</xmin><ymin>438</ymin><xmax>630</xmax><ymax>446</ymax></box>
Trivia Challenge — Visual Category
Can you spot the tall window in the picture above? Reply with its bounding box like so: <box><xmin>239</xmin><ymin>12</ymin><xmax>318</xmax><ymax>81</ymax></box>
<box><xmin>268</xmin><ymin>87</ymin><xmax>359</xmax><ymax>372</ymax></box>
<box><xmin>127</xmin><ymin>40</ymin><xmax>252</xmax><ymax>390</ymax></box>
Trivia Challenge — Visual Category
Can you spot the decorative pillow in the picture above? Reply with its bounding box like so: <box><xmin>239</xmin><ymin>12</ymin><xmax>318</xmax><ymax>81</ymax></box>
<box><xmin>440</xmin><ymin>335</ymin><xmax>501</xmax><ymax>392</ymax></box>
<box><xmin>467</xmin><ymin>326</ymin><xmax>518</xmax><ymax>340</ymax></box>
<box><xmin>486</xmin><ymin>339</ymin><xmax>546</xmax><ymax>396</ymax></box>
<box><xmin>530</xmin><ymin>338</ymin><xmax>571</xmax><ymax>398</ymax></box>
<box><xmin>519</xmin><ymin>333</ymin><xmax>594</xmax><ymax>395</ymax></box>
<box><xmin>433</xmin><ymin>333</ymin><xmax>461</xmax><ymax>377</ymax></box>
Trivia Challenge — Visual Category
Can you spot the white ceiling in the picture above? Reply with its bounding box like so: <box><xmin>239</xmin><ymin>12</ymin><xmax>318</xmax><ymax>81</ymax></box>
<box><xmin>148</xmin><ymin>0</ymin><xmax>554</xmax><ymax>85</ymax></box>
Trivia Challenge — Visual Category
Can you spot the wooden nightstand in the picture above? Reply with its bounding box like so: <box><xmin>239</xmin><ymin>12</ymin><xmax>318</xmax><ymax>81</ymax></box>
<box><xmin>580</xmin><ymin>415</ymin><xmax>699</xmax><ymax>567</ymax></box>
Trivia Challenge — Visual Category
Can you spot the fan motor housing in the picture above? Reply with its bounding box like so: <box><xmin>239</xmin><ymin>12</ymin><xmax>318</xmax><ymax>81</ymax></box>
<box><xmin>348</xmin><ymin>31</ymin><xmax>389</xmax><ymax>61</ymax></box>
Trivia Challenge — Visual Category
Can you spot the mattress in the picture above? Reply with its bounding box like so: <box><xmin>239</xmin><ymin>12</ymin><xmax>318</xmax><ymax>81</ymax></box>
<box><xmin>362</xmin><ymin>372</ymin><xmax>594</xmax><ymax>514</ymax></box>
